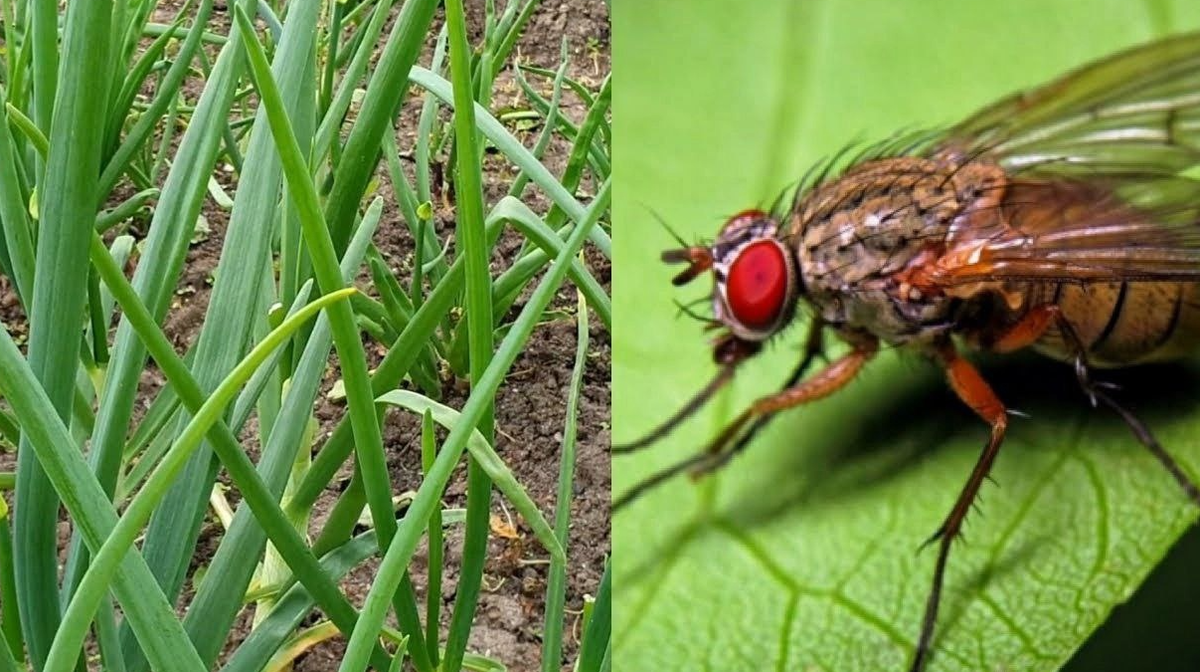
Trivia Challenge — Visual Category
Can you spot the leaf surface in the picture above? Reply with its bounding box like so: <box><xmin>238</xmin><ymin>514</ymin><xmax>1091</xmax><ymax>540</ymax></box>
<box><xmin>614</xmin><ymin>1</ymin><xmax>1200</xmax><ymax>670</ymax></box>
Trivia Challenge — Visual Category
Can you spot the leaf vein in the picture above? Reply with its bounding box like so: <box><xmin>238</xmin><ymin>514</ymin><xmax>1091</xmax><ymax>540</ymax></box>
<box><xmin>976</xmin><ymin>591</ymin><xmax>1056</xmax><ymax>663</ymax></box>
<box><xmin>776</xmin><ymin>593</ymin><xmax>800</xmax><ymax>672</ymax></box>
<box><xmin>986</xmin><ymin>415</ymin><xmax>1086</xmax><ymax>557</ymax></box>
<box><xmin>1069</xmin><ymin>450</ymin><xmax>1111</xmax><ymax>589</ymax></box>
<box><xmin>614</xmin><ymin>524</ymin><xmax>697</xmax><ymax>647</ymax></box>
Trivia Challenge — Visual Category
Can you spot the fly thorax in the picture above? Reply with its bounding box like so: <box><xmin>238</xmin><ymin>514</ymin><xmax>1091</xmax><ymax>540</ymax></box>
<box><xmin>791</xmin><ymin>157</ymin><xmax>979</xmax><ymax>344</ymax></box>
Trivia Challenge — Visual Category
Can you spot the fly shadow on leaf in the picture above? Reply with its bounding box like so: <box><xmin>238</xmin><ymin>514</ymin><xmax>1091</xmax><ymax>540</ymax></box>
<box><xmin>616</xmin><ymin>352</ymin><xmax>1200</xmax><ymax>603</ymax></box>
<box><xmin>718</xmin><ymin>352</ymin><xmax>1200</xmax><ymax>532</ymax></box>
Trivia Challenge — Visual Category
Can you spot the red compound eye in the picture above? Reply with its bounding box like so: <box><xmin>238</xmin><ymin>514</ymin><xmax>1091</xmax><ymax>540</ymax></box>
<box><xmin>726</xmin><ymin>240</ymin><xmax>789</xmax><ymax>330</ymax></box>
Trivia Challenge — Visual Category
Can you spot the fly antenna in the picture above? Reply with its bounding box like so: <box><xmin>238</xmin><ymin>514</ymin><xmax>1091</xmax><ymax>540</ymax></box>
<box><xmin>661</xmin><ymin>246</ymin><xmax>713</xmax><ymax>286</ymax></box>
<box><xmin>642</xmin><ymin>202</ymin><xmax>690</xmax><ymax>248</ymax></box>
<box><xmin>640</xmin><ymin>202</ymin><xmax>714</xmax><ymax>285</ymax></box>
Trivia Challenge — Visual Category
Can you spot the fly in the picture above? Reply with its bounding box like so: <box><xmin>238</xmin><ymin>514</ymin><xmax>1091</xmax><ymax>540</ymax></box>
<box><xmin>614</xmin><ymin>31</ymin><xmax>1200</xmax><ymax>672</ymax></box>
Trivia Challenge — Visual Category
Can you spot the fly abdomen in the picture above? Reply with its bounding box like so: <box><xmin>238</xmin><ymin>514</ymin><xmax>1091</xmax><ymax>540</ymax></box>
<box><xmin>1032</xmin><ymin>280</ymin><xmax>1200</xmax><ymax>367</ymax></box>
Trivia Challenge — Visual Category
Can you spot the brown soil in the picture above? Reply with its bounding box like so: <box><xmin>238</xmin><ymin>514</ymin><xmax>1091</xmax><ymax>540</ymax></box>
<box><xmin>0</xmin><ymin>1</ymin><xmax>609</xmax><ymax>670</ymax></box>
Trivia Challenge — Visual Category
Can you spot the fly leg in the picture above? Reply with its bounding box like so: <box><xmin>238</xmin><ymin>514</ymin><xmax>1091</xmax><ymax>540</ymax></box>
<box><xmin>987</xmin><ymin>304</ymin><xmax>1060</xmax><ymax>354</ymax></box>
<box><xmin>1090</xmin><ymin>387</ymin><xmax>1200</xmax><ymax>506</ymax></box>
<box><xmin>913</xmin><ymin>306</ymin><xmax>1088</xmax><ymax>670</ymax></box>
<box><xmin>696</xmin><ymin>321</ymin><xmax>828</xmax><ymax>462</ymax></box>
<box><xmin>691</xmin><ymin>335</ymin><xmax>877</xmax><ymax>476</ymax></box>
<box><xmin>613</xmin><ymin>333</ymin><xmax>763</xmax><ymax>454</ymax></box>
<box><xmin>985</xmin><ymin>303</ymin><xmax>1117</xmax><ymax>405</ymax></box>
<box><xmin>734</xmin><ymin>319</ymin><xmax>827</xmax><ymax>453</ymax></box>
<box><xmin>1049</xmin><ymin>313</ymin><xmax>1200</xmax><ymax>508</ymax></box>
<box><xmin>911</xmin><ymin>343</ymin><xmax>1009</xmax><ymax>672</ymax></box>
<box><xmin>612</xmin><ymin>321</ymin><xmax>833</xmax><ymax>512</ymax></box>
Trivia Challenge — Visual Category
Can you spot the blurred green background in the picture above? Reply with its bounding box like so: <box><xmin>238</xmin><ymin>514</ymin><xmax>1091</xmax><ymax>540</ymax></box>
<box><xmin>613</xmin><ymin>1</ymin><xmax>1200</xmax><ymax>670</ymax></box>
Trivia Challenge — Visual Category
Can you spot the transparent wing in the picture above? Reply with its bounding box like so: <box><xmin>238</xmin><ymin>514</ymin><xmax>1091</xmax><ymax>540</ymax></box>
<box><xmin>933</xmin><ymin>177</ymin><xmax>1200</xmax><ymax>286</ymax></box>
<box><xmin>937</xmin><ymin>31</ymin><xmax>1200</xmax><ymax>179</ymax></box>
<box><xmin>924</xmin><ymin>33</ymin><xmax>1200</xmax><ymax>287</ymax></box>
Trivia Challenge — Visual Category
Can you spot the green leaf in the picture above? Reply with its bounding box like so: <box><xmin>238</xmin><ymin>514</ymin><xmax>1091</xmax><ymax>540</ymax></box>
<box><xmin>374</xmin><ymin>390</ymin><xmax>565</xmax><ymax>565</ymax></box>
<box><xmin>14</xmin><ymin>0</ymin><xmax>115</xmax><ymax>660</ymax></box>
<box><xmin>614</xmin><ymin>2</ymin><xmax>1200</xmax><ymax>671</ymax></box>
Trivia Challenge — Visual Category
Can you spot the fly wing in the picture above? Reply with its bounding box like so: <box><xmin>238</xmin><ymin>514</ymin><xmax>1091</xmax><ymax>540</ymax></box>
<box><xmin>927</xmin><ymin>32</ymin><xmax>1200</xmax><ymax>287</ymax></box>
<box><xmin>937</xmin><ymin>32</ymin><xmax>1200</xmax><ymax>178</ymax></box>
<box><xmin>932</xmin><ymin>177</ymin><xmax>1200</xmax><ymax>286</ymax></box>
